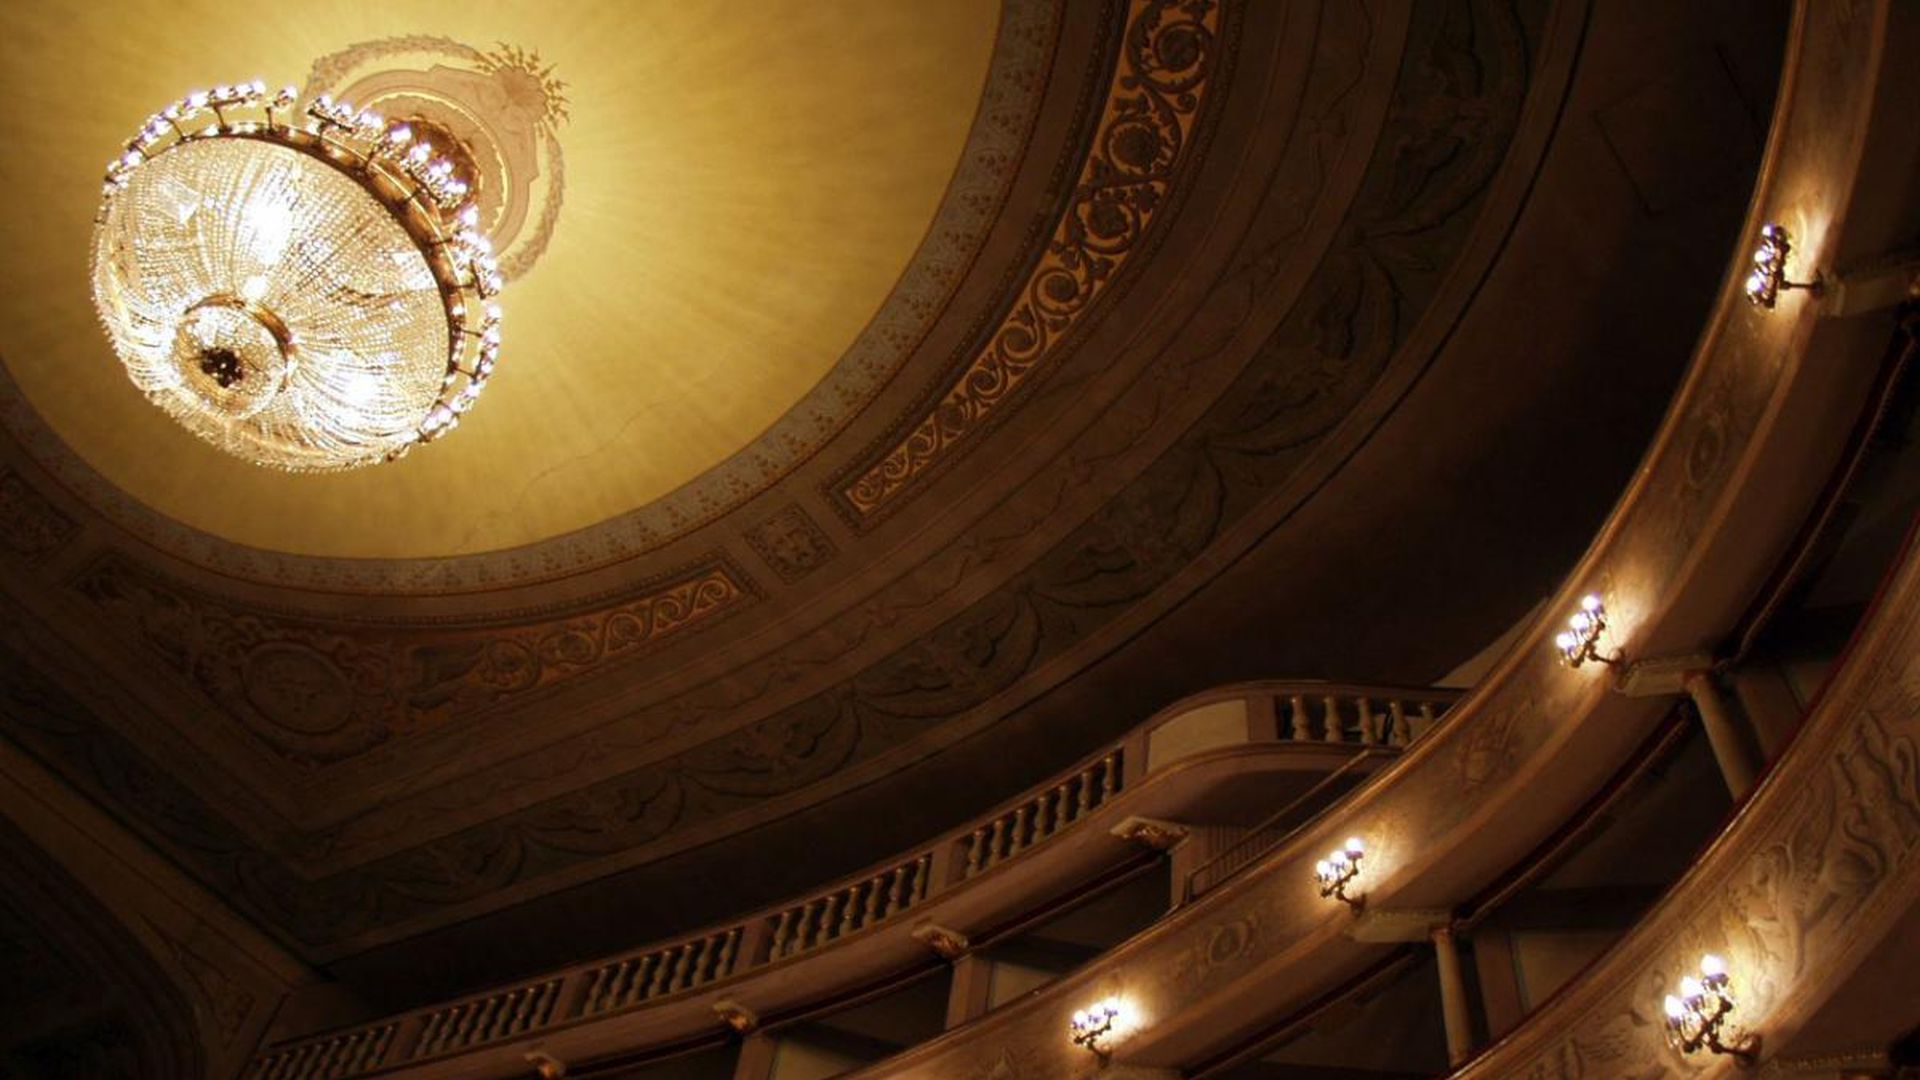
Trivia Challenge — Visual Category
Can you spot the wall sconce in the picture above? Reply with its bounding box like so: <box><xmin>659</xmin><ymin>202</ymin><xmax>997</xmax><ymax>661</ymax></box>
<box><xmin>1663</xmin><ymin>954</ymin><xmax>1759</xmax><ymax>1062</ymax></box>
<box><xmin>1554</xmin><ymin>594</ymin><xmax>1619</xmax><ymax>668</ymax></box>
<box><xmin>1744</xmin><ymin>224</ymin><xmax>1821</xmax><ymax>308</ymax></box>
<box><xmin>1314</xmin><ymin>836</ymin><xmax>1365</xmax><ymax>908</ymax></box>
<box><xmin>1069</xmin><ymin>997</ymin><xmax>1129</xmax><ymax>1061</ymax></box>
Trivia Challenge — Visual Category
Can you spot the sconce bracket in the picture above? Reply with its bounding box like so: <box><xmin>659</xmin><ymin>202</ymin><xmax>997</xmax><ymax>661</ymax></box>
<box><xmin>1110</xmin><ymin>816</ymin><xmax>1190</xmax><ymax>851</ymax></box>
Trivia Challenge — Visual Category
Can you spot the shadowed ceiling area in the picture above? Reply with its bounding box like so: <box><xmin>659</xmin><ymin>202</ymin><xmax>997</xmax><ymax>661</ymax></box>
<box><xmin>0</xmin><ymin>0</ymin><xmax>1793</xmax><ymax>1025</ymax></box>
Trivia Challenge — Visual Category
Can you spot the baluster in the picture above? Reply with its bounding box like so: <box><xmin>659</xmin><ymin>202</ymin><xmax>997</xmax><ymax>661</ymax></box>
<box><xmin>312</xmin><ymin>1037</ymin><xmax>346</xmax><ymax>1077</ymax></box>
<box><xmin>324</xmin><ymin>1033</ymin><xmax>354</xmax><ymax>1076</ymax></box>
<box><xmin>483</xmin><ymin>991</ymin><xmax>514</xmax><ymax>1037</ymax></box>
<box><xmin>481</xmin><ymin>992</ymin><xmax>513</xmax><ymax>1040</ymax></box>
<box><xmin>858</xmin><ymin>874</ymin><xmax>883</xmax><ymax>922</ymax></box>
<box><xmin>361</xmin><ymin>1027</ymin><xmax>387</xmax><ymax>1070</ymax></box>
<box><xmin>423</xmin><ymin>1008</ymin><xmax>454</xmax><ymax>1055</ymax></box>
<box><xmin>625</xmin><ymin>957</ymin><xmax>652</xmax><ymax>1007</ymax></box>
<box><xmin>506</xmin><ymin>990</ymin><xmax>534</xmax><ymax>1036</ymax></box>
<box><xmin>915</xmin><ymin>853</ymin><xmax>933</xmax><ymax>900</ymax></box>
<box><xmin>517</xmin><ymin>984</ymin><xmax>544</xmax><ymax>1032</ymax></box>
<box><xmin>410</xmin><ymin>1011</ymin><xmax>442</xmax><ymax>1058</ymax></box>
<box><xmin>985</xmin><ymin>817</ymin><xmax>1010</xmax><ymax>866</ymax></box>
<box><xmin>1102</xmin><ymin>751</ymin><xmax>1123</xmax><ymax>798</ymax></box>
<box><xmin>515</xmin><ymin>985</ymin><xmax>546</xmax><ymax>1033</ymax></box>
<box><xmin>580</xmin><ymin>964</ymin><xmax>610</xmax><ymax>1015</ymax></box>
<box><xmin>962</xmin><ymin>827</ymin><xmax>984</xmax><ymax>875</ymax></box>
<box><xmin>1318</xmin><ymin>695</ymin><xmax>1339</xmax><ymax>742</ymax></box>
<box><xmin>681</xmin><ymin>939</ymin><xmax>708</xmax><ymax>989</ymax></box>
<box><xmin>641</xmin><ymin>950</ymin><xmax>669</xmax><ymax>998</ymax></box>
<box><xmin>719</xmin><ymin>927</ymin><xmax>743</xmax><ymax>977</ymax></box>
<box><xmin>830</xmin><ymin>884</ymin><xmax>857</xmax><ymax>935</ymax></box>
<box><xmin>455</xmin><ymin>1002</ymin><xmax>489</xmax><ymax>1049</ymax></box>
<box><xmin>1418</xmin><ymin>701</ymin><xmax>1438</xmax><ymax>741</ymax></box>
<box><xmin>1388</xmin><ymin>700</ymin><xmax>1409</xmax><ymax>745</ymax></box>
<box><xmin>1289</xmin><ymin>694</ymin><xmax>1312</xmax><ymax>739</ymax></box>
<box><xmin>645</xmin><ymin>945</ymin><xmax>675</xmax><ymax>999</ymax></box>
<box><xmin>809</xmin><ymin>897</ymin><xmax>833</xmax><ymax>948</ymax></box>
<box><xmin>770</xmin><ymin>908</ymin><xmax>796</xmax><ymax>958</ymax></box>
<box><xmin>430</xmin><ymin>1005</ymin><xmax>462</xmax><ymax>1053</ymax></box>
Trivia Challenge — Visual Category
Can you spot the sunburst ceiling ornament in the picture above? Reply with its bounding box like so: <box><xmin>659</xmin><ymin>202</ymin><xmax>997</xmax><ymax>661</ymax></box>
<box><xmin>90</xmin><ymin>80</ymin><xmax>502</xmax><ymax>471</ymax></box>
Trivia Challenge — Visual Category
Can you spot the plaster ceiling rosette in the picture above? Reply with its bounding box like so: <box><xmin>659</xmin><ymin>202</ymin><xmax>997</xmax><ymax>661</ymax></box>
<box><xmin>302</xmin><ymin>37</ymin><xmax>569</xmax><ymax>284</ymax></box>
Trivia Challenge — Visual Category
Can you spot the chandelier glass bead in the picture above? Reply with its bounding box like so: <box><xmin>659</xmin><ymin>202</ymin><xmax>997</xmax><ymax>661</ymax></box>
<box><xmin>90</xmin><ymin>81</ymin><xmax>502</xmax><ymax>471</ymax></box>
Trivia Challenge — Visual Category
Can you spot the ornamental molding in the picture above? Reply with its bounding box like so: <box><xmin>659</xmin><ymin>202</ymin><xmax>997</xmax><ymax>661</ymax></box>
<box><xmin>70</xmin><ymin>552</ymin><xmax>752</xmax><ymax>768</ymax></box>
<box><xmin>836</xmin><ymin>0</ymin><xmax>1223</xmax><ymax>521</ymax></box>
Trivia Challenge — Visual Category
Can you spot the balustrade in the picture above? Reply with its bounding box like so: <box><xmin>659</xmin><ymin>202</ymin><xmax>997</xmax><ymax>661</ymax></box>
<box><xmin>961</xmin><ymin>750</ymin><xmax>1123</xmax><ymax>879</ymax></box>
<box><xmin>769</xmin><ymin>851</ymin><xmax>933</xmax><ymax>958</ymax></box>
<box><xmin>248</xmin><ymin>683</ymin><xmax>1447</xmax><ymax>1079</ymax></box>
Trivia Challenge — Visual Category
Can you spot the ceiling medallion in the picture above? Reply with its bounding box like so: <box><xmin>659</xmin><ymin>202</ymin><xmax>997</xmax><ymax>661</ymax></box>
<box><xmin>91</xmin><ymin>81</ymin><xmax>503</xmax><ymax>471</ymax></box>
<box><xmin>305</xmin><ymin>38</ymin><xmax>571</xmax><ymax>283</ymax></box>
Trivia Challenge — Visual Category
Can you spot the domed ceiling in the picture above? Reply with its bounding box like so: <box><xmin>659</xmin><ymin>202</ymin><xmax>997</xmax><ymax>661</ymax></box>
<box><xmin>0</xmin><ymin>0</ymin><xmax>1787</xmax><ymax>1009</ymax></box>
<box><xmin>0</xmin><ymin>0</ymin><xmax>998</xmax><ymax>558</ymax></box>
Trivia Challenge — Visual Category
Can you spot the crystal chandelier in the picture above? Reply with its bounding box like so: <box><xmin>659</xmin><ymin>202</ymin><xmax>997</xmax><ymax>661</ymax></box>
<box><xmin>91</xmin><ymin>81</ymin><xmax>502</xmax><ymax>471</ymax></box>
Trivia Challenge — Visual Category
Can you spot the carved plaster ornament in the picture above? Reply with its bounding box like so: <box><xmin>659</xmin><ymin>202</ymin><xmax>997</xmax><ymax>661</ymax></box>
<box><xmin>1110</xmin><ymin>815</ymin><xmax>1190</xmax><ymax>851</ymax></box>
<box><xmin>911</xmin><ymin>923</ymin><xmax>971</xmax><ymax>960</ymax></box>
<box><xmin>712</xmin><ymin>999</ymin><xmax>758</xmax><ymax>1035</ymax></box>
<box><xmin>305</xmin><ymin>37</ymin><xmax>568</xmax><ymax>282</ymax></box>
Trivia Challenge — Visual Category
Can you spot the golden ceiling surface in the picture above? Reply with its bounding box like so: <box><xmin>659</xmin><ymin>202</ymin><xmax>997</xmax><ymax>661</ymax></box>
<box><xmin>0</xmin><ymin>0</ymin><xmax>998</xmax><ymax>557</ymax></box>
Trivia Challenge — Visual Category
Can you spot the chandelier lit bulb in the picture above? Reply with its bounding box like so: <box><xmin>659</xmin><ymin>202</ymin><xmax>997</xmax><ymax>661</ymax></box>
<box><xmin>90</xmin><ymin>80</ymin><xmax>503</xmax><ymax>471</ymax></box>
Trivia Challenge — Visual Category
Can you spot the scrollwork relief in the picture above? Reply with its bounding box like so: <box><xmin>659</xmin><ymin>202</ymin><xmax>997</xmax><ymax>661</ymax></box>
<box><xmin>0</xmin><ymin>466</ymin><xmax>78</xmax><ymax>561</ymax></box>
<box><xmin>70</xmin><ymin>555</ymin><xmax>751</xmax><ymax>767</ymax></box>
<box><xmin>840</xmin><ymin>0</ymin><xmax>1223</xmax><ymax>518</ymax></box>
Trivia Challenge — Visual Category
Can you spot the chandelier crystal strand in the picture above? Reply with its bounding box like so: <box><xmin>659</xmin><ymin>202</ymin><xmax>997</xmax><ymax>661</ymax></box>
<box><xmin>90</xmin><ymin>80</ymin><xmax>502</xmax><ymax>471</ymax></box>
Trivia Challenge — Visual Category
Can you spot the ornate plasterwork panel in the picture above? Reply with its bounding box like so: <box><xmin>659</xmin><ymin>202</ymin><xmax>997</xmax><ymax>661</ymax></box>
<box><xmin>72</xmin><ymin>553</ymin><xmax>753</xmax><ymax>767</ymax></box>
<box><xmin>837</xmin><ymin>0</ymin><xmax>1224</xmax><ymax>520</ymax></box>
<box><xmin>304</xmin><ymin>37</ymin><xmax>571</xmax><ymax>283</ymax></box>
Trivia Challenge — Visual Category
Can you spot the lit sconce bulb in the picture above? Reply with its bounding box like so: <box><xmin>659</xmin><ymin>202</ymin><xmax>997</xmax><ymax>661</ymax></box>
<box><xmin>1743</xmin><ymin>223</ymin><xmax>1820</xmax><ymax>309</ymax></box>
<box><xmin>1315</xmin><ymin>837</ymin><xmax>1365</xmax><ymax>908</ymax></box>
<box><xmin>1663</xmin><ymin>955</ymin><xmax>1757</xmax><ymax>1061</ymax></box>
<box><xmin>1554</xmin><ymin>593</ymin><xmax>1619</xmax><ymax>668</ymax></box>
<box><xmin>1068</xmin><ymin>997</ymin><xmax>1128</xmax><ymax>1058</ymax></box>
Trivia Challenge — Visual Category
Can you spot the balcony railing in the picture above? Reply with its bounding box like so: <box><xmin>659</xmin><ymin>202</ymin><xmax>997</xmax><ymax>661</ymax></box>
<box><xmin>248</xmin><ymin>681</ymin><xmax>1457</xmax><ymax>1079</ymax></box>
